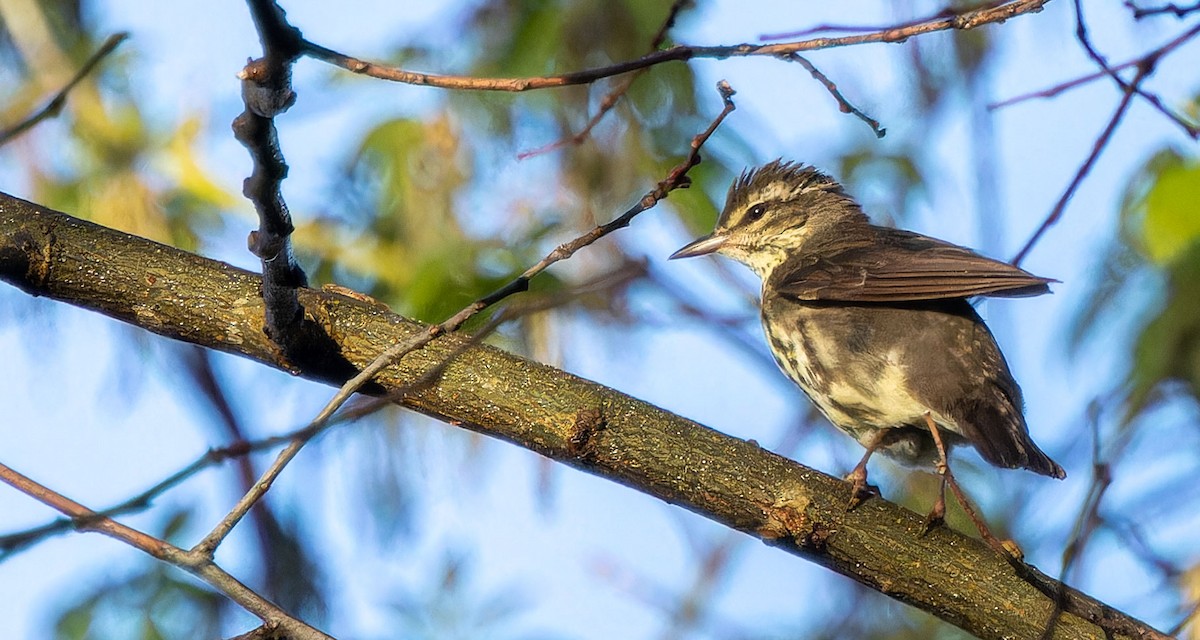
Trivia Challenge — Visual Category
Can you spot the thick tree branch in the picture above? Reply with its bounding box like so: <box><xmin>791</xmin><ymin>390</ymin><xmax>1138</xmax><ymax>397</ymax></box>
<box><xmin>0</xmin><ymin>193</ymin><xmax>1170</xmax><ymax>640</ymax></box>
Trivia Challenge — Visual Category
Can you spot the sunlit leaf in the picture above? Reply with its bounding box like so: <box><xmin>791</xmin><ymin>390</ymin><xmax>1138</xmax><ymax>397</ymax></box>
<box><xmin>1139</xmin><ymin>161</ymin><xmax>1200</xmax><ymax>265</ymax></box>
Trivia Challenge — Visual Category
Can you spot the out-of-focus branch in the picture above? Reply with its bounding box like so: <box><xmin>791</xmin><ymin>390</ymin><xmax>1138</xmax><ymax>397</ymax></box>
<box><xmin>1011</xmin><ymin>61</ymin><xmax>1151</xmax><ymax>266</ymax></box>
<box><xmin>0</xmin><ymin>32</ymin><xmax>128</xmax><ymax>147</ymax></box>
<box><xmin>0</xmin><ymin>460</ymin><xmax>331</xmax><ymax>640</ymax></box>
<box><xmin>0</xmin><ymin>439</ymin><xmax>254</xmax><ymax>559</ymax></box>
<box><xmin>988</xmin><ymin>23</ymin><xmax>1200</xmax><ymax>118</ymax></box>
<box><xmin>1070</xmin><ymin>0</ymin><xmax>1199</xmax><ymax>138</ymax></box>
<box><xmin>1125</xmin><ymin>0</ymin><xmax>1200</xmax><ymax>18</ymax></box>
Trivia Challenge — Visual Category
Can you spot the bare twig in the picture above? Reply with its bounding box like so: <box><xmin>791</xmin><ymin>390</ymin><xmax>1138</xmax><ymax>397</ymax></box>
<box><xmin>1011</xmin><ymin>61</ymin><xmax>1151</xmax><ymax>266</ymax></box>
<box><xmin>1125</xmin><ymin>0</ymin><xmax>1200</xmax><ymax>18</ymax></box>
<box><xmin>0</xmin><ymin>441</ymin><xmax>253</xmax><ymax>559</ymax></box>
<box><xmin>519</xmin><ymin>0</ymin><xmax>694</xmax><ymax>159</ymax></box>
<box><xmin>760</xmin><ymin>1</ymin><xmax>1010</xmax><ymax>40</ymax></box>
<box><xmin>0</xmin><ymin>460</ymin><xmax>332</xmax><ymax>640</ymax></box>
<box><xmin>782</xmin><ymin>53</ymin><xmax>885</xmax><ymax>137</ymax></box>
<box><xmin>303</xmin><ymin>1</ymin><xmax>1048</xmax><ymax>92</ymax></box>
<box><xmin>0</xmin><ymin>32</ymin><xmax>128</xmax><ymax>147</ymax></box>
<box><xmin>1069</xmin><ymin>0</ymin><xmax>1199</xmax><ymax>138</ymax></box>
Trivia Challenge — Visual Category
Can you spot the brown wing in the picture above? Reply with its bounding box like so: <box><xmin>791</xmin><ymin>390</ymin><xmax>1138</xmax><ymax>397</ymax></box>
<box><xmin>774</xmin><ymin>228</ymin><xmax>1055</xmax><ymax>303</ymax></box>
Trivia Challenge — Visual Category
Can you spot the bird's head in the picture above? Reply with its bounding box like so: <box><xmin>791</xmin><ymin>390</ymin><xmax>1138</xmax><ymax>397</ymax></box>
<box><xmin>670</xmin><ymin>160</ymin><xmax>868</xmax><ymax>279</ymax></box>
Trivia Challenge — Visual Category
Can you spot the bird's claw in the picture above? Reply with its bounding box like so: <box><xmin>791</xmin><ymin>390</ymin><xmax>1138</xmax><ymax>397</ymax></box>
<box><xmin>922</xmin><ymin>507</ymin><xmax>945</xmax><ymax>535</ymax></box>
<box><xmin>844</xmin><ymin>472</ymin><xmax>881</xmax><ymax>511</ymax></box>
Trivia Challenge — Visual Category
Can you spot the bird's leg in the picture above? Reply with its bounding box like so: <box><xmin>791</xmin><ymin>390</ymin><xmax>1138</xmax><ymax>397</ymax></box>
<box><xmin>924</xmin><ymin>469</ymin><xmax>948</xmax><ymax>533</ymax></box>
<box><xmin>845</xmin><ymin>432</ymin><xmax>884</xmax><ymax>510</ymax></box>
<box><xmin>922</xmin><ymin>413</ymin><xmax>1020</xmax><ymax>557</ymax></box>
<box><xmin>922</xmin><ymin>413</ymin><xmax>968</xmax><ymax>531</ymax></box>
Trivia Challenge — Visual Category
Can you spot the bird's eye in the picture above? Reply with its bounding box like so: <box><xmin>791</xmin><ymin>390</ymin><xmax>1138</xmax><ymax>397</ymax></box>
<box><xmin>747</xmin><ymin>203</ymin><xmax>767</xmax><ymax>221</ymax></box>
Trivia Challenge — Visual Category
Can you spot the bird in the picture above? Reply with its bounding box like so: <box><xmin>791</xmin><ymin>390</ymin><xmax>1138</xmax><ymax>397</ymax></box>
<box><xmin>669</xmin><ymin>160</ymin><xmax>1065</xmax><ymax>534</ymax></box>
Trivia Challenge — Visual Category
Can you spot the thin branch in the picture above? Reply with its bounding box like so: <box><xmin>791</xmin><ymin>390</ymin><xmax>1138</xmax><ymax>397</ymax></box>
<box><xmin>0</xmin><ymin>460</ymin><xmax>332</xmax><ymax>640</ymax></box>
<box><xmin>191</xmin><ymin>286</ymin><xmax>526</xmax><ymax>556</ymax></box>
<box><xmin>1011</xmin><ymin>61</ymin><xmax>1150</xmax><ymax>265</ymax></box>
<box><xmin>759</xmin><ymin>1</ymin><xmax>1011</xmax><ymax>40</ymax></box>
<box><xmin>302</xmin><ymin>1</ymin><xmax>1048</xmax><ymax>92</ymax></box>
<box><xmin>1125</xmin><ymin>0</ymin><xmax>1200</xmax><ymax>18</ymax></box>
<box><xmin>1070</xmin><ymin>0</ymin><xmax>1199</xmax><ymax>138</ymax></box>
<box><xmin>989</xmin><ymin>61</ymin><xmax>1138</xmax><ymax>110</ymax></box>
<box><xmin>336</xmin><ymin>265</ymin><xmax>649</xmax><ymax>423</ymax></box>
<box><xmin>519</xmin><ymin>0</ymin><xmax>694</xmax><ymax>159</ymax></box>
<box><xmin>193</xmin><ymin>439</ymin><xmax>304</xmax><ymax>556</ymax></box>
<box><xmin>781</xmin><ymin>53</ymin><xmax>885</xmax><ymax>137</ymax></box>
<box><xmin>0</xmin><ymin>32</ymin><xmax>128</xmax><ymax>147</ymax></box>
<box><xmin>0</xmin><ymin>441</ymin><xmax>251</xmax><ymax>559</ymax></box>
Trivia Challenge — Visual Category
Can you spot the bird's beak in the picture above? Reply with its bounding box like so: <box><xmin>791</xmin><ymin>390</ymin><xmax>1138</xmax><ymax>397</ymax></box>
<box><xmin>669</xmin><ymin>233</ymin><xmax>727</xmax><ymax>260</ymax></box>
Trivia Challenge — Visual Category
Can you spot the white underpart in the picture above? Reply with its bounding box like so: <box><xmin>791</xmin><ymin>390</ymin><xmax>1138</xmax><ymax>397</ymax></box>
<box><xmin>765</xmin><ymin>318</ymin><xmax>963</xmax><ymax>449</ymax></box>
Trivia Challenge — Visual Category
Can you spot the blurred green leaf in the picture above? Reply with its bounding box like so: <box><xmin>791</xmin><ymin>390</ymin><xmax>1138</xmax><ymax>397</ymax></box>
<box><xmin>1073</xmin><ymin>148</ymin><xmax>1200</xmax><ymax>419</ymax></box>
<box><xmin>1127</xmin><ymin>239</ymin><xmax>1200</xmax><ymax>415</ymax></box>
<box><xmin>1138</xmin><ymin>160</ymin><xmax>1200</xmax><ymax>265</ymax></box>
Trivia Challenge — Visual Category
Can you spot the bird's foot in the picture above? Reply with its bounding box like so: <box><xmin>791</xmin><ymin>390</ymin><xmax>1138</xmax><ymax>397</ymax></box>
<box><xmin>922</xmin><ymin>495</ymin><xmax>946</xmax><ymax>535</ymax></box>
<box><xmin>844</xmin><ymin>468</ymin><xmax>881</xmax><ymax>511</ymax></box>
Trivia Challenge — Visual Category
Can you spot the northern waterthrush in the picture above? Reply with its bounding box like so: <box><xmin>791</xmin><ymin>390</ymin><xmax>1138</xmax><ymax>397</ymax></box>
<box><xmin>670</xmin><ymin>160</ymin><xmax>1065</xmax><ymax>524</ymax></box>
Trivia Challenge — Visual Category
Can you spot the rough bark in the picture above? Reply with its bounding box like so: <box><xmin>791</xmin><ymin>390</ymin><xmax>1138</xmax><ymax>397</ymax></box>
<box><xmin>0</xmin><ymin>192</ymin><xmax>1166</xmax><ymax>640</ymax></box>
